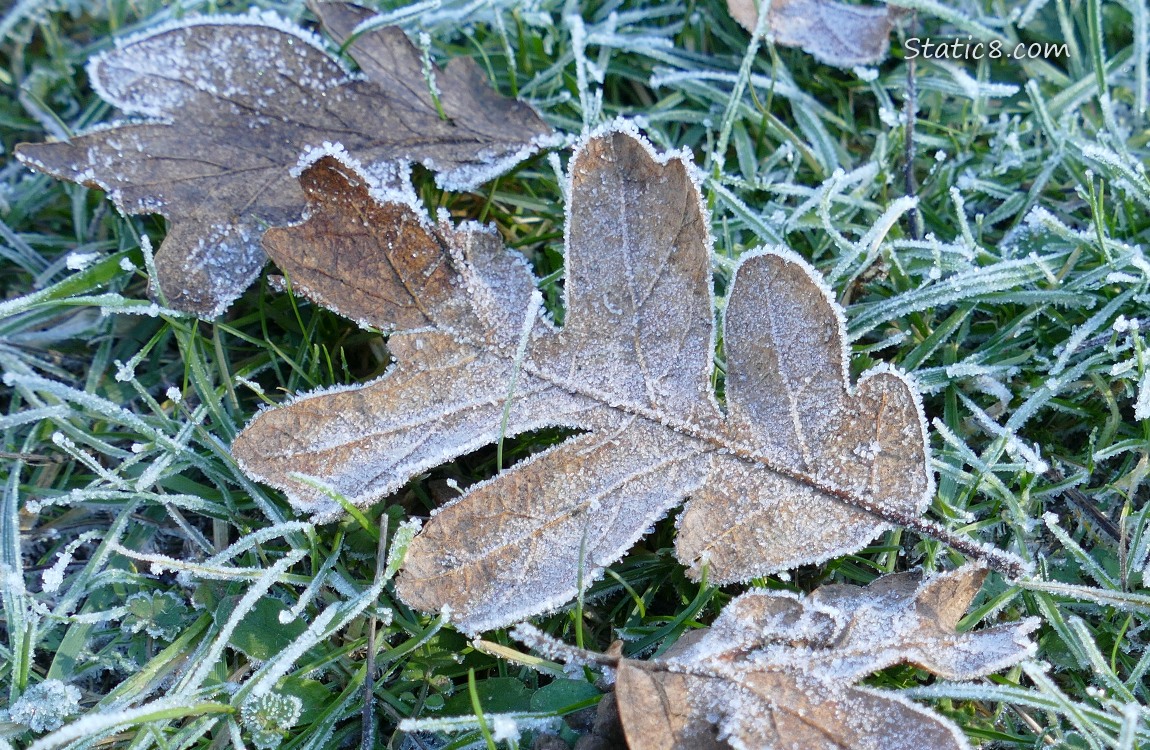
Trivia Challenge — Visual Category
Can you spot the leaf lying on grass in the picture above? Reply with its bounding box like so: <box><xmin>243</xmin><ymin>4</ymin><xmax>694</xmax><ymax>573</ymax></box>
<box><xmin>726</xmin><ymin>0</ymin><xmax>899</xmax><ymax>67</ymax></box>
<box><xmin>16</xmin><ymin>2</ymin><xmax>552</xmax><ymax>317</ymax></box>
<box><xmin>230</xmin><ymin>121</ymin><xmax>984</xmax><ymax>633</ymax></box>
<box><xmin>517</xmin><ymin>567</ymin><xmax>1039</xmax><ymax>750</ymax></box>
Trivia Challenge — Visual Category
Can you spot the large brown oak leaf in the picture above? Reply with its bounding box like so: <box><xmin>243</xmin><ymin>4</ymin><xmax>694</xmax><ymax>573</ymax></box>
<box><xmin>232</xmin><ymin>123</ymin><xmax>934</xmax><ymax>633</ymax></box>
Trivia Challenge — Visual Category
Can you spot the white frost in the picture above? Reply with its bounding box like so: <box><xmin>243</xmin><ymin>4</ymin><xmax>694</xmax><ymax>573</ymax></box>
<box><xmin>65</xmin><ymin>251</ymin><xmax>101</xmax><ymax>270</ymax></box>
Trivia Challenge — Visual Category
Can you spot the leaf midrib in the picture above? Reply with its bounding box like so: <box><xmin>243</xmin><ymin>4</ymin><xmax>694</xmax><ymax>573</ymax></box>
<box><xmin>519</xmin><ymin>358</ymin><xmax>917</xmax><ymax>528</ymax></box>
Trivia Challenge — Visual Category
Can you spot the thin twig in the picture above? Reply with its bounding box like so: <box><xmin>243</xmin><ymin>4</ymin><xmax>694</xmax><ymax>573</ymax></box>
<box><xmin>1043</xmin><ymin>468</ymin><xmax>1122</xmax><ymax>542</ymax></box>
<box><xmin>1004</xmin><ymin>692</ymin><xmax>1058</xmax><ymax>745</ymax></box>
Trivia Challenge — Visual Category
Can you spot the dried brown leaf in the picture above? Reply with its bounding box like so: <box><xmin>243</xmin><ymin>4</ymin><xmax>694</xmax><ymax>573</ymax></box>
<box><xmin>231</xmin><ymin>121</ymin><xmax>955</xmax><ymax>634</ymax></box>
<box><xmin>727</xmin><ymin>0</ymin><xmax>896</xmax><ymax>67</ymax></box>
<box><xmin>527</xmin><ymin>567</ymin><xmax>1038</xmax><ymax>750</ymax></box>
<box><xmin>15</xmin><ymin>4</ymin><xmax>552</xmax><ymax>317</ymax></box>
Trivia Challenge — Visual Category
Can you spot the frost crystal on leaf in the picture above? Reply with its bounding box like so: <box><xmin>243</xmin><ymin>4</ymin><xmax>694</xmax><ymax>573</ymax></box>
<box><xmin>15</xmin><ymin>2</ymin><xmax>552</xmax><ymax>318</ymax></box>
<box><xmin>121</xmin><ymin>591</ymin><xmax>190</xmax><ymax>641</ymax></box>
<box><xmin>240</xmin><ymin>692</ymin><xmax>304</xmax><ymax>749</ymax></box>
<box><xmin>233</xmin><ymin>122</ymin><xmax>941</xmax><ymax>634</ymax></box>
<box><xmin>558</xmin><ymin>567</ymin><xmax>1036</xmax><ymax>750</ymax></box>
<box><xmin>10</xmin><ymin>680</ymin><xmax>82</xmax><ymax>732</ymax></box>
<box><xmin>491</xmin><ymin>715</ymin><xmax>521</xmax><ymax>743</ymax></box>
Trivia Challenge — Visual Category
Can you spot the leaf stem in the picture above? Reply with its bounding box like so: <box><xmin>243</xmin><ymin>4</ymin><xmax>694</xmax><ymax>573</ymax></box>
<box><xmin>905</xmin><ymin>517</ymin><xmax>1030</xmax><ymax>579</ymax></box>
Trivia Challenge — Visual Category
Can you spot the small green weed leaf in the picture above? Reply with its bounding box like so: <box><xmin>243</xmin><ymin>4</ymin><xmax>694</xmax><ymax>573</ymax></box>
<box><xmin>529</xmin><ymin>679</ymin><xmax>600</xmax><ymax>713</ymax></box>
<box><xmin>277</xmin><ymin>677</ymin><xmax>332</xmax><ymax>726</ymax></box>
<box><xmin>9</xmin><ymin>680</ymin><xmax>82</xmax><ymax>733</ymax></box>
<box><xmin>218</xmin><ymin>596</ymin><xmax>308</xmax><ymax>661</ymax></box>
<box><xmin>240</xmin><ymin>691</ymin><xmax>303</xmax><ymax>749</ymax></box>
<box><xmin>442</xmin><ymin>676</ymin><xmax>532</xmax><ymax>715</ymax></box>
<box><xmin>121</xmin><ymin>591</ymin><xmax>190</xmax><ymax>641</ymax></box>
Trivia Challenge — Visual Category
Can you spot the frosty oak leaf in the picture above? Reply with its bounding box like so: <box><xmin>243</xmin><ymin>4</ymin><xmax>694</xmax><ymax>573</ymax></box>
<box><xmin>226</xmin><ymin>121</ymin><xmax>1027</xmax><ymax>633</ymax></box>
<box><xmin>518</xmin><ymin>566</ymin><xmax>1039</xmax><ymax>750</ymax></box>
<box><xmin>727</xmin><ymin>0</ymin><xmax>900</xmax><ymax>67</ymax></box>
<box><xmin>15</xmin><ymin>2</ymin><xmax>552</xmax><ymax>317</ymax></box>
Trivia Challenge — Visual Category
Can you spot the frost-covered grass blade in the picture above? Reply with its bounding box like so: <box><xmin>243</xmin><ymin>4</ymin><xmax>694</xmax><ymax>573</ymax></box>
<box><xmin>5</xmin><ymin>0</ymin><xmax>1150</xmax><ymax>748</ymax></box>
